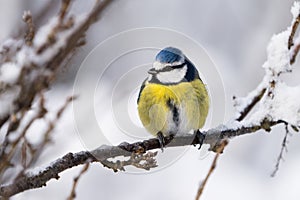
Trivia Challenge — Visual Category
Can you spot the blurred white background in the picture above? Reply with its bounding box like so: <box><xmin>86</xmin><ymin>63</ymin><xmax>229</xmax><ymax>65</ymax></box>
<box><xmin>1</xmin><ymin>0</ymin><xmax>299</xmax><ymax>199</ymax></box>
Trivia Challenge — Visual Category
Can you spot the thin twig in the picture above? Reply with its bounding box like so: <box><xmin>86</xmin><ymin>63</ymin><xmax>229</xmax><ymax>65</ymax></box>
<box><xmin>0</xmin><ymin>0</ymin><xmax>113</xmax><ymax>193</ymax></box>
<box><xmin>0</xmin><ymin>96</ymin><xmax>47</xmax><ymax>179</ymax></box>
<box><xmin>59</xmin><ymin>0</ymin><xmax>72</xmax><ymax>22</ymax></box>
<box><xmin>67</xmin><ymin>163</ymin><xmax>90</xmax><ymax>200</ymax></box>
<box><xmin>23</xmin><ymin>11</ymin><xmax>35</xmax><ymax>46</ymax></box>
<box><xmin>0</xmin><ymin>113</ymin><xmax>22</xmax><ymax>159</ymax></box>
<box><xmin>236</xmin><ymin>12</ymin><xmax>300</xmax><ymax>122</ymax></box>
<box><xmin>290</xmin><ymin>42</ymin><xmax>300</xmax><ymax>64</ymax></box>
<box><xmin>13</xmin><ymin>95</ymin><xmax>75</xmax><ymax>181</ymax></box>
<box><xmin>288</xmin><ymin>13</ymin><xmax>300</xmax><ymax>49</ymax></box>
<box><xmin>195</xmin><ymin>140</ymin><xmax>228</xmax><ymax>200</ymax></box>
<box><xmin>236</xmin><ymin>88</ymin><xmax>267</xmax><ymax>121</ymax></box>
<box><xmin>271</xmin><ymin>123</ymin><xmax>290</xmax><ymax>177</ymax></box>
<box><xmin>0</xmin><ymin>0</ymin><xmax>112</xmax><ymax>125</ymax></box>
<box><xmin>27</xmin><ymin>95</ymin><xmax>76</xmax><ymax>168</ymax></box>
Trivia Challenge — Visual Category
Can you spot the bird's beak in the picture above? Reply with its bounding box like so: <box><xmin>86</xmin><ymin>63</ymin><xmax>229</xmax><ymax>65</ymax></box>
<box><xmin>148</xmin><ymin>68</ymin><xmax>158</xmax><ymax>75</ymax></box>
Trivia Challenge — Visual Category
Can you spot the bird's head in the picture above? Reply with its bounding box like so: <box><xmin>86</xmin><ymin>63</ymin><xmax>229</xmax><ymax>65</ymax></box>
<box><xmin>148</xmin><ymin>47</ymin><xmax>195</xmax><ymax>84</ymax></box>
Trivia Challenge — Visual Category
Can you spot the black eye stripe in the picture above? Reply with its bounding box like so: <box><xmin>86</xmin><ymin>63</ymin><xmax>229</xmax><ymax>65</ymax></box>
<box><xmin>156</xmin><ymin>63</ymin><xmax>186</xmax><ymax>73</ymax></box>
<box><xmin>159</xmin><ymin>66</ymin><xmax>173</xmax><ymax>72</ymax></box>
<box><xmin>171</xmin><ymin>63</ymin><xmax>186</xmax><ymax>69</ymax></box>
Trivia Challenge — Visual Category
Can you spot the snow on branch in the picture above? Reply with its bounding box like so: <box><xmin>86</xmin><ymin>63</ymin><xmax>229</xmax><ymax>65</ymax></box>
<box><xmin>0</xmin><ymin>119</ymin><xmax>284</xmax><ymax>197</ymax></box>
<box><xmin>1</xmin><ymin>1</ymin><xmax>300</xmax><ymax>199</ymax></box>
<box><xmin>0</xmin><ymin>0</ymin><xmax>113</xmax><ymax>197</ymax></box>
<box><xmin>0</xmin><ymin>0</ymin><xmax>112</xmax><ymax>127</ymax></box>
<box><xmin>234</xmin><ymin>1</ymin><xmax>300</xmax><ymax>128</ymax></box>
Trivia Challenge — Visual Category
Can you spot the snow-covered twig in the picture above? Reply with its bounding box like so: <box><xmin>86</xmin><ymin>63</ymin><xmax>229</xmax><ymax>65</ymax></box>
<box><xmin>0</xmin><ymin>0</ymin><xmax>112</xmax><ymax>127</ymax></box>
<box><xmin>0</xmin><ymin>0</ymin><xmax>113</xmax><ymax>194</ymax></box>
<box><xmin>233</xmin><ymin>1</ymin><xmax>300</xmax><ymax>178</ymax></box>
<box><xmin>23</xmin><ymin>11</ymin><xmax>35</xmax><ymax>46</ymax></box>
<box><xmin>231</xmin><ymin>3</ymin><xmax>300</xmax><ymax>182</ymax></box>
<box><xmin>235</xmin><ymin>88</ymin><xmax>267</xmax><ymax>121</ymax></box>
<box><xmin>235</xmin><ymin>2</ymin><xmax>300</xmax><ymax>124</ymax></box>
<box><xmin>288</xmin><ymin>5</ymin><xmax>300</xmax><ymax>50</ymax></box>
<box><xmin>12</xmin><ymin>95</ymin><xmax>75</xmax><ymax>182</ymax></box>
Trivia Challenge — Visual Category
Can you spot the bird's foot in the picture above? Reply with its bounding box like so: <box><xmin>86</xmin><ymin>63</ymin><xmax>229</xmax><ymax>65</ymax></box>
<box><xmin>157</xmin><ymin>132</ymin><xmax>166</xmax><ymax>152</ymax></box>
<box><xmin>195</xmin><ymin>130</ymin><xmax>206</xmax><ymax>150</ymax></box>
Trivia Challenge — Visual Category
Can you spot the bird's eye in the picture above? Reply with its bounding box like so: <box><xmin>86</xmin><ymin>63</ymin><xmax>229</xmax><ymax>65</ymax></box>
<box><xmin>163</xmin><ymin>66</ymin><xmax>173</xmax><ymax>71</ymax></box>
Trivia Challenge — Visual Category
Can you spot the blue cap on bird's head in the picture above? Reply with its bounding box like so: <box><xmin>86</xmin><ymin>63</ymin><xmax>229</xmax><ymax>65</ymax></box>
<box><xmin>155</xmin><ymin>47</ymin><xmax>184</xmax><ymax>64</ymax></box>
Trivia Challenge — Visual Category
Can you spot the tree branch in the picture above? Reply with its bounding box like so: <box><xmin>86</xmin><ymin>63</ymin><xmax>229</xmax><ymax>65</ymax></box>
<box><xmin>235</xmin><ymin>88</ymin><xmax>267</xmax><ymax>121</ymax></box>
<box><xmin>1</xmin><ymin>1</ymin><xmax>300</xmax><ymax>199</ymax></box>
<box><xmin>234</xmin><ymin>5</ymin><xmax>300</xmax><ymax>122</ymax></box>
<box><xmin>288</xmin><ymin>12</ymin><xmax>300</xmax><ymax>49</ymax></box>
<box><xmin>0</xmin><ymin>0</ymin><xmax>113</xmax><ymax>127</ymax></box>
<box><xmin>0</xmin><ymin>0</ymin><xmax>114</xmax><ymax>195</ymax></box>
<box><xmin>0</xmin><ymin>119</ymin><xmax>285</xmax><ymax>198</ymax></box>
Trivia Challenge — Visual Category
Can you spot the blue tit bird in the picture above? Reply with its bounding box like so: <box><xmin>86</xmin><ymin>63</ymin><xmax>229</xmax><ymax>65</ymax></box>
<box><xmin>137</xmin><ymin>47</ymin><xmax>209</xmax><ymax>149</ymax></box>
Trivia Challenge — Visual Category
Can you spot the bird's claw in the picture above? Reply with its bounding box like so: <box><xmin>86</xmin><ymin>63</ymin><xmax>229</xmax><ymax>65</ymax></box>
<box><xmin>195</xmin><ymin>130</ymin><xmax>205</xmax><ymax>150</ymax></box>
<box><xmin>157</xmin><ymin>132</ymin><xmax>165</xmax><ymax>152</ymax></box>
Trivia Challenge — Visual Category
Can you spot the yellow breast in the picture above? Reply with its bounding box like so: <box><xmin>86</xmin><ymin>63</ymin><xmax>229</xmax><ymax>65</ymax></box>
<box><xmin>137</xmin><ymin>79</ymin><xmax>209</xmax><ymax>136</ymax></box>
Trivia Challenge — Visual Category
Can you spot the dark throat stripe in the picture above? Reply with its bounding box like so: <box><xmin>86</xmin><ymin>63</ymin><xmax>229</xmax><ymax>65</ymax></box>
<box><xmin>167</xmin><ymin>99</ymin><xmax>180</xmax><ymax>128</ymax></box>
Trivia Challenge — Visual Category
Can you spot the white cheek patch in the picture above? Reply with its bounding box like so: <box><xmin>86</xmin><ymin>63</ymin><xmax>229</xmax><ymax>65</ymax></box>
<box><xmin>147</xmin><ymin>74</ymin><xmax>153</xmax><ymax>81</ymax></box>
<box><xmin>156</xmin><ymin>65</ymin><xmax>187</xmax><ymax>84</ymax></box>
